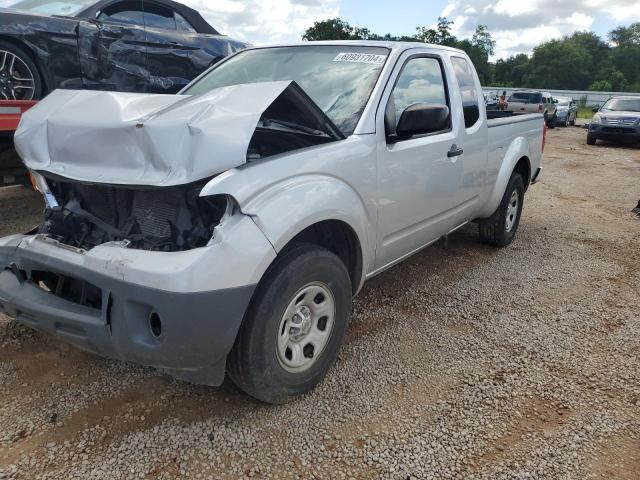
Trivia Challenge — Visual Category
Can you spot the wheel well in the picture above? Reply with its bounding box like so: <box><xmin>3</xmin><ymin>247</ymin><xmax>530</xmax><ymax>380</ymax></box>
<box><xmin>284</xmin><ymin>220</ymin><xmax>363</xmax><ymax>294</ymax></box>
<box><xmin>0</xmin><ymin>36</ymin><xmax>48</xmax><ymax>94</ymax></box>
<box><xmin>514</xmin><ymin>156</ymin><xmax>531</xmax><ymax>191</ymax></box>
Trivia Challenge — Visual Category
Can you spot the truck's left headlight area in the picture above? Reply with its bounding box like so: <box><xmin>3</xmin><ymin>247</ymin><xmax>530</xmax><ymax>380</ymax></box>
<box><xmin>33</xmin><ymin>175</ymin><xmax>231</xmax><ymax>252</ymax></box>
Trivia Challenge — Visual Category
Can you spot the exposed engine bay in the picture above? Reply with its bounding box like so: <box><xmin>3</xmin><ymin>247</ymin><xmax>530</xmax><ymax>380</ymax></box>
<box><xmin>19</xmin><ymin>81</ymin><xmax>346</xmax><ymax>252</ymax></box>
<box><xmin>39</xmin><ymin>179</ymin><xmax>229</xmax><ymax>252</ymax></box>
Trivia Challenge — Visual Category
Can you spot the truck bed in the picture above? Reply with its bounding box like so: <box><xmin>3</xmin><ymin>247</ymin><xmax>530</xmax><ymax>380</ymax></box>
<box><xmin>486</xmin><ymin>112</ymin><xmax>544</xmax><ymax>185</ymax></box>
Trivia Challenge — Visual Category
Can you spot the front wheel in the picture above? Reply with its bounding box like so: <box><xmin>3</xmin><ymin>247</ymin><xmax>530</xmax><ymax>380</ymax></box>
<box><xmin>587</xmin><ymin>133</ymin><xmax>597</xmax><ymax>145</ymax></box>
<box><xmin>478</xmin><ymin>172</ymin><xmax>525</xmax><ymax>247</ymax></box>
<box><xmin>227</xmin><ymin>244</ymin><xmax>352</xmax><ymax>404</ymax></box>
<box><xmin>548</xmin><ymin>114</ymin><xmax>558</xmax><ymax>129</ymax></box>
<box><xmin>0</xmin><ymin>40</ymin><xmax>43</xmax><ymax>100</ymax></box>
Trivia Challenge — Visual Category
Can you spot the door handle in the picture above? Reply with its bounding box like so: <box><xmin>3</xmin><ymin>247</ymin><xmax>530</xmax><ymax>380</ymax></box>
<box><xmin>447</xmin><ymin>145</ymin><xmax>464</xmax><ymax>158</ymax></box>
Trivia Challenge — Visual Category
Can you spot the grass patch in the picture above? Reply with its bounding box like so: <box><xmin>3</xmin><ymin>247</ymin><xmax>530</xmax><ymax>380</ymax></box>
<box><xmin>577</xmin><ymin>107</ymin><xmax>595</xmax><ymax>119</ymax></box>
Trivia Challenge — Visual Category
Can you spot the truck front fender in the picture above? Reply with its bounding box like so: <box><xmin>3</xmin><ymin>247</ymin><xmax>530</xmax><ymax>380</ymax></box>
<box><xmin>477</xmin><ymin>136</ymin><xmax>531</xmax><ymax>219</ymax></box>
<box><xmin>201</xmin><ymin>171</ymin><xmax>373</xmax><ymax>286</ymax></box>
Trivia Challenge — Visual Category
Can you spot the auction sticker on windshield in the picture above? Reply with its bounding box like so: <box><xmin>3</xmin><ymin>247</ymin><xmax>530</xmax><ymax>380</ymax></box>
<box><xmin>333</xmin><ymin>52</ymin><xmax>386</xmax><ymax>64</ymax></box>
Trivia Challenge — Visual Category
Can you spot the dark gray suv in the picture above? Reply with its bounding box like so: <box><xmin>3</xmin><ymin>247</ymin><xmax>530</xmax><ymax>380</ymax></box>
<box><xmin>588</xmin><ymin>97</ymin><xmax>640</xmax><ymax>145</ymax></box>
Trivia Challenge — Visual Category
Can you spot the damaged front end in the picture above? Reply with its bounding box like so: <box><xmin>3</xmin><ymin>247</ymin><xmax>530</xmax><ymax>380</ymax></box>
<box><xmin>17</xmin><ymin>80</ymin><xmax>344</xmax><ymax>253</ymax></box>
<box><xmin>37</xmin><ymin>178</ymin><xmax>230</xmax><ymax>252</ymax></box>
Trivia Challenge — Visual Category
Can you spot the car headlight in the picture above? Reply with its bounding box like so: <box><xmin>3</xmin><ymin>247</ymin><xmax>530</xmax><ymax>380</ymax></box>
<box><xmin>591</xmin><ymin>114</ymin><xmax>602</xmax><ymax>125</ymax></box>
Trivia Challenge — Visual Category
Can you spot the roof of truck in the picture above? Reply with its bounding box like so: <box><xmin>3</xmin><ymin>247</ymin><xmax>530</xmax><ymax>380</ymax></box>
<box><xmin>256</xmin><ymin>40</ymin><xmax>467</xmax><ymax>55</ymax></box>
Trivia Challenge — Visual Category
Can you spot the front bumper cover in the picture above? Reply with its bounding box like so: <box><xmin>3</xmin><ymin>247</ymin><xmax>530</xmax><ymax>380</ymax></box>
<box><xmin>0</xmin><ymin>242</ymin><xmax>256</xmax><ymax>386</ymax></box>
<box><xmin>588</xmin><ymin>123</ymin><xmax>640</xmax><ymax>141</ymax></box>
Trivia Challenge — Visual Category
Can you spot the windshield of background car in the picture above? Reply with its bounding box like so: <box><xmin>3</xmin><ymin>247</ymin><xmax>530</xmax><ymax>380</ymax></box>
<box><xmin>601</xmin><ymin>98</ymin><xmax>640</xmax><ymax>112</ymax></box>
<box><xmin>507</xmin><ymin>92</ymin><xmax>542</xmax><ymax>104</ymax></box>
<box><xmin>183</xmin><ymin>46</ymin><xmax>390</xmax><ymax>136</ymax></box>
<box><xmin>6</xmin><ymin>0</ymin><xmax>94</xmax><ymax>15</ymax></box>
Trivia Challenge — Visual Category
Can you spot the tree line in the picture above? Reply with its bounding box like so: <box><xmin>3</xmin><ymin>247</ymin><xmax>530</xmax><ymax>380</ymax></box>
<box><xmin>302</xmin><ymin>18</ymin><xmax>640</xmax><ymax>92</ymax></box>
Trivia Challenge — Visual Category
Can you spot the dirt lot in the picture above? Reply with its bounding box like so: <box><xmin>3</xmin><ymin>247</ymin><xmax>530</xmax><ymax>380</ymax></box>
<box><xmin>0</xmin><ymin>125</ymin><xmax>639</xmax><ymax>479</ymax></box>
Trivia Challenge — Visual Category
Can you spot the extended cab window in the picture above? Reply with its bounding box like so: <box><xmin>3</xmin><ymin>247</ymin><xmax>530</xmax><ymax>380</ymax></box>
<box><xmin>451</xmin><ymin>56</ymin><xmax>480</xmax><ymax>128</ymax></box>
<box><xmin>386</xmin><ymin>56</ymin><xmax>449</xmax><ymax>135</ymax></box>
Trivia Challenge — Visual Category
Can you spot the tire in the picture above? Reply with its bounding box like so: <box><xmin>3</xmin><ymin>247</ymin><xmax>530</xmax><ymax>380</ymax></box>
<box><xmin>586</xmin><ymin>133</ymin><xmax>597</xmax><ymax>146</ymax></box>
<box><xmin>478</xmin><ymin>172</ymin><xmax>525</xmax><ymax>247</ymax></box>
<box><xmin>569</xmin><ymin>114</ymin><xmax>575</xmax><ymax>126</ymax></box>
<box><xmin>227</xmin><ymin>244</ymin><xmax>352</xmax><ymax>404</ymax></box>
<box><xmin>548</xmin><ymin>114</ymin><xmax>557</xmax><ymax>129</ymax></box>
<box><xmin>0</xmin><ymin>40</ymin><xmax>43</xmax><ymax>100</ymax></box>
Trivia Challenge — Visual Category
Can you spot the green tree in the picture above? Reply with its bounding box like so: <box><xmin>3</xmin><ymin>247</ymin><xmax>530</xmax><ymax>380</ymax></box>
<box><xmin>494</xmin><ymin>54</ymin><xmax>530</xmax><ymax>86</ymax></box>
<box><xmin>472</xmin><ymin>25</ymin><xmax>495</xmax><ymax>57</ymax></box>
<box><xmin>302</xmin><ymin>18</ymin><xmax>366</xmax><ymax>41</ymax></box>
<box><xmin>589</xmin><ymin>80</ymin><xmax>612</xmax><ymax>91</ymax></box>
<box><xmin>609</xmin><ymin>23</ymin><xmax>640</xmax><ymax>47</ymax></box>
<box><xmin>415</xmin><ymin>17</ymin><xmax>457</xmax><ymax>46</ymax></box>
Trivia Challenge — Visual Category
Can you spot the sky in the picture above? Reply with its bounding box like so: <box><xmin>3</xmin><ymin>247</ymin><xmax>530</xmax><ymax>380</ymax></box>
<box><xmin>180</xmin><ymin>0</ymin><xmax>640</xmax><ymax>60</ymax></box>
<box><xmin>2</xmin><ymin>0</ymin><xmax>640</xmax><ymax>60</ymax></box>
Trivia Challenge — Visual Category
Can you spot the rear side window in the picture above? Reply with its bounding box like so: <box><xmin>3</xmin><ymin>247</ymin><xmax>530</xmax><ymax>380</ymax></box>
<box><xmin>451</xmin><ymin>57</ymin><xmax>480</xmax><ymax>128</ymax></box>
<box><xmin>98</xmin><ymin>0</ymin><xmax>144</xmax><ymax>25</ymax></box>
<box><xmin>175</xmin><ymin>12</ymin><xmax>196</xmax><ymax>32</ymax></box>
<box><xmin>143</xmin><ymin>3</ymin><xmax>176</xmax><ymax>30</ymax></box>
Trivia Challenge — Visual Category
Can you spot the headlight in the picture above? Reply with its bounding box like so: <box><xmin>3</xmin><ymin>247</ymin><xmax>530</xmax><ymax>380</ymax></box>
<box><xmin>591</xmin><ymin>114</ymin><xmax>602</xmax><ymax>125</ymax></box>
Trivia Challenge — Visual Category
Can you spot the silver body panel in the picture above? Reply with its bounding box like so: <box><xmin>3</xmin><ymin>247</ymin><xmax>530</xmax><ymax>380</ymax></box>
<box><xmin>7</xmin><ymin>40</ymin><xmax>544</xmax><ymax>299</ymax></box>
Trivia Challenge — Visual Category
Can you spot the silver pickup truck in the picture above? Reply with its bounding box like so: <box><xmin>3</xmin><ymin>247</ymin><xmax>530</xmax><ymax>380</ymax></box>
<box><xmin>0</xmin><ymin>42</ymin><xmax>544</xmax><ymax>403</ymax></box>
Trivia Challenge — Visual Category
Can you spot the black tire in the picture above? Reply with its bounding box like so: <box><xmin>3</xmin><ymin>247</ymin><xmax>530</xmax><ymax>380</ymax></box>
<box><xmin>569</xmin><ymin>115</ymin><xmax>575</xmax><ymax>126</ymax></box>
<box><xmin>227</xmin><ymin>244</ymin><xmax>352</xmax><ymax>404</ymax></box>
<box><xmin>478</xmin><ymin>172</ymin><xmax>525</xmax><ymax>247</ymax></box>
<box><xmin>548</xmin><ymin>114</ymin><xmax>557</xmax><ymax>129</ymax></box>
<box><xmin>586</xmin><ymin>133</ymin><xmax>597</xmax><ymax>146</ymax></box>
<box><xmin>0</xmin><ymin>40</ymin><xmax>44</xmax><ymax>100</ymax></box>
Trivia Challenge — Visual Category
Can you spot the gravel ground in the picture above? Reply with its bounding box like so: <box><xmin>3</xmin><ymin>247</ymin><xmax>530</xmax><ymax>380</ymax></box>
<box><xmin>1</xmin><ymin>124</ymin><xmax>639</xmax><ymax>479</ymax></box>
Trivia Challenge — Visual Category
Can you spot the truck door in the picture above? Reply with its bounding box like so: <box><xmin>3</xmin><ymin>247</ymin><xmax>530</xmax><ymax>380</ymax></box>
<box><xmin>77</xmin><ymin>0</ymin><xmax>148</xmax><ymax>92</ymax></box>
<box><xmin>374</xmin><ymin>52</ymin><xmax>466</xmax><ymax>271</ymax></box>
<box><xmin>448</xmin><ymin>55</ymin><xmax>489</xmax><ymax>225</ymax></box>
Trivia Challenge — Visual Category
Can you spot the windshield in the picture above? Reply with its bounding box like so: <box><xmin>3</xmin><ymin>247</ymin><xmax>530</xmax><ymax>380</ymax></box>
<box><xmin>4</xmin><ymin>0</ymin><xmax>94</xmax><ymax>15</ymax></box>
<box><xmin>601</xmin><ymin>98</ymin><xmax>640</xmax><ymax>112</ymax></box>
<box><xmin>183</xmin><ymin>46</ymin><xmax>389</xmax><ymax>136</ymax></box>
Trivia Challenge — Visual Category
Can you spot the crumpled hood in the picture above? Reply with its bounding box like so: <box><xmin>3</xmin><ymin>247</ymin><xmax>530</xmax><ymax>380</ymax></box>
<box><xmin>15</xmin><ymin>82</ymin><xmax>293</xmax><ymax>186</ymax></box>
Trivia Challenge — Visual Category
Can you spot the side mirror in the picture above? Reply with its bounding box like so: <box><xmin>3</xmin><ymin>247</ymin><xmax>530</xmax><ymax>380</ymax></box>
<box><xmin>394</xmin><ymin>103</ymin><xmax>450</xmax><ymax>140</ymax></box>
<box><xmin>592</xmin><ymin>106</ymin><xmax>599</xmax><ymax>113</ymax></box>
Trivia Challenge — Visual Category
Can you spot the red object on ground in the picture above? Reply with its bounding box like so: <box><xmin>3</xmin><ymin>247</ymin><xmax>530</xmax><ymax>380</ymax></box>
<box><xmin>0</xmin><ymin>100</ymin><xmax>38</xmax><ymax>132</ymax></box>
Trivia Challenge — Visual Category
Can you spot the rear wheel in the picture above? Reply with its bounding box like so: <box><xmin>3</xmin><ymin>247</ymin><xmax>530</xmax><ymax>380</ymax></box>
<box><xmin>227</xmin><ymin>244</ymin><xmax>352</xmax><ymax>404</ymax></box>
<box><xmin>587</xmin><ymin>133</ymin><xmax>597</xmax><ymax>145</ymax></box>
<box><xmin>478</xmin><ymin>172</ymin><xmax>525</xmax><ymax>247</ymax></box>
<box><xmin>0</xmin><ymin>40</ymin><xmax>43</xmax><ymax>100</ymax></box>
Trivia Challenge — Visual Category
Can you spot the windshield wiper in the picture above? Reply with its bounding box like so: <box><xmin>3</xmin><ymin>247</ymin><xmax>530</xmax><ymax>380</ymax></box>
<box><xmin>259</xmin><ymin>118</ymin><xmax>330</xmax><ymax>137</ymax></box>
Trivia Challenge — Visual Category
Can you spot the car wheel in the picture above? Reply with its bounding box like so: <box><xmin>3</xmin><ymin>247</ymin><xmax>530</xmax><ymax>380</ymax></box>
<box><xmin>478</xmin><ymin>172</ymin><xmax>525</xmax><ymax>247</ymax></box>
<box><xmin>0</xmin><ymin>40</ymin><xmax>43</xmax><ymax>100</ymax></box>
<box><xmin>548</xmin><ymin>114</ymin><xmax>558</xmax><ymax>129</ymax></box>
<box><xmin>227</xmin><ymin>243</ymin><xmax>352</xmax><ymax>404</ymax></box>
<box><xmin>569</xmin><ymin>114</ymin><xmax>576</xmax><ymax>126</ymax></box>
<box><xmin>587</xmin><ymin>133</ymin><xmax>597</xmax><ymax>145</ymax></box>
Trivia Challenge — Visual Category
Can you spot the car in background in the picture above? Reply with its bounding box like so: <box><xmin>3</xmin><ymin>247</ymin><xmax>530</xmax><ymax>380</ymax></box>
<box><xmin>587</xmin><ymin>96</ymin><xmax>640</xmax><ymax>146</ymax></box>
<box><xmin>555</xmin><ymin>96</ymin><xmax>577</xmax><ymax>127</ymax></box>
<box><xmin>0</xmin><ymin>0</ymin><xmax>247</xmax><ymax>100</ymax></box>
<box><xmin>484</xmin><ymin>92</ymin><xmax>499</xmax><ymax>111</ymax></box>
<box><xmin>507</xmin><ymin>90</ymin><xmax>558</xmax><ymax>128</ymax></box>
